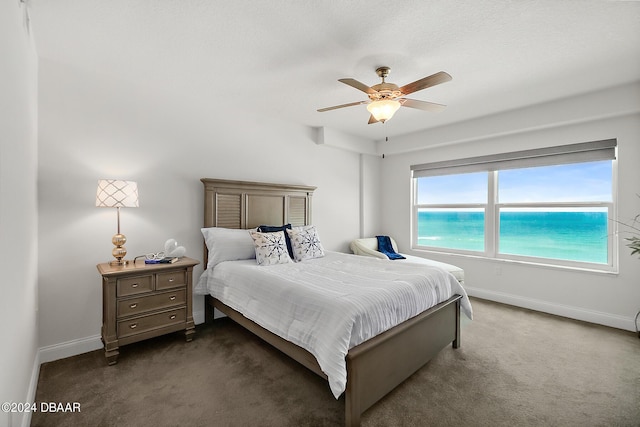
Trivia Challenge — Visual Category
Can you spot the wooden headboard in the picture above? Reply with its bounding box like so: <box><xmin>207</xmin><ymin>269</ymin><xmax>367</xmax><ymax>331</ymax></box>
<box><xmin>201</xmin><ymin>178</ymin><xmax>316</xmax><ymax>229</ymax></box>
<box><xmin>201</xmin><ymin>178</ymin><xmax>317</xmax><ymax>263</ymax></box>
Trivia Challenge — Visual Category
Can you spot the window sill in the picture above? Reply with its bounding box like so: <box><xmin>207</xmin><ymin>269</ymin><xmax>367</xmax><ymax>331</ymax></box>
<box><xmin>411</xmin><ymin>246</ymin><xmax>619</xmax><ymax>276</ymax></box>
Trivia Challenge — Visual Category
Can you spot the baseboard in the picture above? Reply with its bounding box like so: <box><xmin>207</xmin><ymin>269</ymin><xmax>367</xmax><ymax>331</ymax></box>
<box><xmin>16</xmin><ymin>351</ymin><xmax>41</xmax><ymax>427</ymax></box>
<box><xmin>465</xmin><ymin>286</ymin><xmax>635</xmax><ymax>332</ymax></box>
<box><xmin>38</xmin><ymin>335</ymin><xmax>103</xmax><ymax>364</ymax></box>
<box><xmin>39</xmin><ymin>312</ymin><xmax>208</xmax><ymax>365</ymax></box>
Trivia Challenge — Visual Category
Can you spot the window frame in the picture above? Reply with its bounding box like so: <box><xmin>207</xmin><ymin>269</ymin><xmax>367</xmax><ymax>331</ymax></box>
<box><xmin>410</xmin><ymin>141</ymin><xmax>618</xmax><ymax>273</ymax></box>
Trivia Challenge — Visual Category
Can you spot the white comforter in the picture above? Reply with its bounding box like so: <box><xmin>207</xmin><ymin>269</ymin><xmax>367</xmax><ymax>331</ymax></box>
<box><xmin>196</xmin><ymin>251</ymin><xmax>473</xmax><ymax>398</ymax></box>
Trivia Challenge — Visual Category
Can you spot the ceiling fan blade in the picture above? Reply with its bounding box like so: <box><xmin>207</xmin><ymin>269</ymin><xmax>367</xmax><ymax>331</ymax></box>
<box><xmin>338</xmin><ymin>78</ymin><xmax>378</xmax><ymax>95</ymax></box>
<box><xmin>399</xmin><ymin>98</ymin><xmax>447</xmax><ymax>112</ymax></box>
<box><xmin>368</xmin><ymin>114</ymin><xmax>379</xmax><ymax>124</ymax></box>
<box><xmin>399</xmin><ymin>71</ymin><xmax>452</xmax><ymax>96</ymax></box>
<box><xmin>317</xmin><ymin>100</ymin><xmax>369</xmax><ymax>112</ymax></box>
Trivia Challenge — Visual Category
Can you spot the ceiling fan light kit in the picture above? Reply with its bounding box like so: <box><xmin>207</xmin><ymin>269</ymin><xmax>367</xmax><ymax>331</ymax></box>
<box><xmin>318</xmin><ymin>66</ymin><xmax>452</xmax><ymax>124</ymax></box>
<box><xmin>367</xmin><ymin>99</ymin><xmax>401</xmax><ymax>123</ymax></box>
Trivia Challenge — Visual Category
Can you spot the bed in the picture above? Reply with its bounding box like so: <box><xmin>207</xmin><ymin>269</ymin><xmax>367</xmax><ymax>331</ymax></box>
<box><xmin>197</xmin><ymin>178</ymin><xmax>472</xmax><ymax>426</ymax></box>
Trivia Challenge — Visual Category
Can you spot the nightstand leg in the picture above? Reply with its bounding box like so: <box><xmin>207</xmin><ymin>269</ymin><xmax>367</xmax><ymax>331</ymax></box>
<box><xmin>104</xmin><ymin>337</ymin><xmax>119</xmax><ymax>365</ymax></box>
<box><xmin>105</xmin><ymin>348</ymin><xmax>119</xmax><ymax>365</ymax></box>
<box><xmin>184</xmin><ymin>326</ymin><xmax>195</xmax><ymax>342</ymax></box>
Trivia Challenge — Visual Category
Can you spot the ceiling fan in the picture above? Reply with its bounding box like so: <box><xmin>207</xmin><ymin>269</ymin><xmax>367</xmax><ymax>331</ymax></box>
<box><xmin>317</xmin><ymin>66</ymin><xmax>452</xmax><ymax>124</ymax></box>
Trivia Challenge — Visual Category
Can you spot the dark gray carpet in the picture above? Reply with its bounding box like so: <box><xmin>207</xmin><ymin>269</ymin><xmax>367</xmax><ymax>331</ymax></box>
<box><xmin>31</xmin><ymin>298</ymin><xmax>640</xmax><ymax>426</ymax></box>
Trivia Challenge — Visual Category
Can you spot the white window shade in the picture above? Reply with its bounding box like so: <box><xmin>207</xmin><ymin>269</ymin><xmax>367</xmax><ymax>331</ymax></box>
<box><xmin>411</xmin><ymin>139</ymin><xmax>617</xmax><ymax>178</ymax></box>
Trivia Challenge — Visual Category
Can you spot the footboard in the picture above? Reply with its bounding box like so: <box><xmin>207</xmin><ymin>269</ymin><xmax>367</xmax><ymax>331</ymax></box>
<box><xmin>205</xmin><ymin>294</ymin><xmax>462</xmax><ymax>427</ymax></box>
<box><xmin>344</xmin><ymin>295</ymin><xmax>462</xmax><ymax>426</ymax></box>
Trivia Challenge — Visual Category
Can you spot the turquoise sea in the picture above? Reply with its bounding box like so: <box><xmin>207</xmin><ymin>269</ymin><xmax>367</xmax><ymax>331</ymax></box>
<box><xmin>417</xmin><ymin>211</ymin><xmax>609</xmax><ymax>264</ymax></box>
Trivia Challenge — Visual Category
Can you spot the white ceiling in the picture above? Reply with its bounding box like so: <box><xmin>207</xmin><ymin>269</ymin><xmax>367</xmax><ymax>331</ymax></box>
<box><xmin>28</xmin><ymin>0</ymin><xmax>640</xmax><ymax>141</ymax></box>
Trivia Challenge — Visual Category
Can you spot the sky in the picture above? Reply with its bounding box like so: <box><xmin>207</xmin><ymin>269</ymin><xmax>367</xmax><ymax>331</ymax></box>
<box><xmin>417</xmin><ymin>160</ymin><xmax>612</xmax><ymax>205</ymax></box>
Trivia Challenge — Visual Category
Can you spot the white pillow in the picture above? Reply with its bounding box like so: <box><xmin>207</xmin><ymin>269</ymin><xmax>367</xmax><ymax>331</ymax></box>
<box><xmin>249</xmin><ymin>230</ymin><xmax>292</xmax><ymax>266</ymax></box>
<box><xmin>201</xmin><ymin>227</ymin><xmax>256</xmax><ymax>269</ymax></box>
<box><xmin>286</xmin><ymin>225</ymin><xmax>325</xmax><ymax>262</ymax></box>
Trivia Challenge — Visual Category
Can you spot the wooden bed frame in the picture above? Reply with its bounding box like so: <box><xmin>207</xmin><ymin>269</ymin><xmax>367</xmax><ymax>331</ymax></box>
<box><xmin>201</xmin><ymin>178</ymin><xmax>462</xmax><ymax>427</ymax></box>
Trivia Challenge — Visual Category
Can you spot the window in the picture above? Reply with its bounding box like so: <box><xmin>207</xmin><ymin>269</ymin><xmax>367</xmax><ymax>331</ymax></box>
<box><xmin>416</xmin><ymin>172</ymin><xmax>487</xmax><ymax>252</ymax></box>
<box><xmin>411</xmin><ymin>140</ymin><xmax>617</xmax><ymax>270</ymax></box>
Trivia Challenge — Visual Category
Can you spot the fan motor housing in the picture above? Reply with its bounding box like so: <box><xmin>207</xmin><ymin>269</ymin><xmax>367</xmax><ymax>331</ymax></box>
<box><xmin>370</xmin><ymin>82</ymin><xmax>402</xmax><ymax>100</ymax></box>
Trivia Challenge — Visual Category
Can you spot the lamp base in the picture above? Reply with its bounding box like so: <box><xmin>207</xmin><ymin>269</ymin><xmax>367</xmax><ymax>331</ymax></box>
<box><xmin>111</xmin><ymin>233</ymin><xmax>128</xmax><ymax>266</ymax></box>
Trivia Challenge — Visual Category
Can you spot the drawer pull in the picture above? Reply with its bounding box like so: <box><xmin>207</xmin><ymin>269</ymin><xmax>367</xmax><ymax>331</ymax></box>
<box><xmin>169</xmin><ymin>296</ymin><xmax>176</xmax><ymax>301</ymax></box>
<box><xmin>130</xmin><ymin>323</ymin><xmax>138</xmax><ymax>329</ymax></box>
<box><xmin>169</xmin><ymin>314</ymin><xmax>177</xmax><ymax>320</ymax></box>
<box><xmin>130</xmin><ymin>303</ymin><xmax>138</xmax><ymax>309</ymax></box>
<box><xmin>131</xmin><ymin>283</ymin><xmax>139</xmax><ymax>288</ymax></box>
<box><xmin>168</xmin><ymin>277</ymin><xmax>175</xmax><ymax>282</ymax></box>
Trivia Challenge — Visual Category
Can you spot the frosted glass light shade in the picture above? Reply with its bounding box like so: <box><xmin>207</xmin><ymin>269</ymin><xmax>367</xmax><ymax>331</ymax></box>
<box><xmin>366</xmin><ymin>100</ymin><xmax>401</xmax><ymax>122</ymax></box>
<box><xmin>96</xmin><ymin>180</ymin><xmax>139</xmax><ymax>208</ymax></box>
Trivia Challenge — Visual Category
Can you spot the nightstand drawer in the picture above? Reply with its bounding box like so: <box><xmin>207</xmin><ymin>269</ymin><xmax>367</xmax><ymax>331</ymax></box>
<box><xmin>156</xmin><ymin>270</ymin><xmax>187</xmax><ymax>290</ymax></box>
<box><xmin>117</xmin><ymin>289</ymin><xmax>186</xmax><ymax>318</ymax></box>
<box><xmin>118</xmin><ymin>307</ymin><xmax>186</xmax><ymax>339</ymax></box>
<box><xmin>117</xmin><ymin>275</ymin><xmax>153</xmax><ymax>297</ymax></box>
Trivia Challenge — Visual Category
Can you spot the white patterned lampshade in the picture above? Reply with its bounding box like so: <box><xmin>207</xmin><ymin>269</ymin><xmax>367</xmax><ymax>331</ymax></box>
<box><xmin>96</xmin><ymin>179</ymin><xmax>139</xmax><ymax>265</ymax></box>
<box><xmin>96</xmin><ymin>179</ymin><xmax>139</xmax><ymax>208</ymax></box>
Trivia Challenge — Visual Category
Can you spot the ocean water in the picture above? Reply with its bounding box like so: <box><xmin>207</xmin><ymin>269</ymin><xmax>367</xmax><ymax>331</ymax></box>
<box><xmin>417</xmin><ymin>211</ymin><xmax>609</xmax><ymax>264</ymax></box>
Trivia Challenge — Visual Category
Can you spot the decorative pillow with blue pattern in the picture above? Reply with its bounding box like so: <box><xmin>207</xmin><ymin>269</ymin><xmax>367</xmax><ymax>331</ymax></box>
<box><xmin>257</xmin><ymin>224</ymin><xmax>294</xmax><ymax>258</ymax></box>
<box><xmin>287</xmin><ymin>225</ymin><xmax>325</xmax><ymax>262</ymax></box>
<box><xmin>249</xmin><ymin>230</ymin><xmax>293</xmax><ymax>266</ymax></box>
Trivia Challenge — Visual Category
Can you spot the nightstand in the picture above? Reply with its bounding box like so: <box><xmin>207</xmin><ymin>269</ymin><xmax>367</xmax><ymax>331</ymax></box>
<box><xmin>97</xmin><ymin>257</ymin><xmax>200</xmax><ymax>365</ymax></box>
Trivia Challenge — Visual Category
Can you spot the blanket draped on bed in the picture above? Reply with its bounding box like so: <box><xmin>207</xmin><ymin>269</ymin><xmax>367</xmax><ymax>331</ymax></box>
<box><xmin>376</xmin><ymin>235</ymin><xmax>405</xmax><ymax>259</ymax></box>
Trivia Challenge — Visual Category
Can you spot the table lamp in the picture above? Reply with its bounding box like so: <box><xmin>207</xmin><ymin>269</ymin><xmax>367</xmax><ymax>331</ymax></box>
<box><xmin>96</xmin><ymin>179</ymin><xmax>139</xmax><ymax>265</ymax></box>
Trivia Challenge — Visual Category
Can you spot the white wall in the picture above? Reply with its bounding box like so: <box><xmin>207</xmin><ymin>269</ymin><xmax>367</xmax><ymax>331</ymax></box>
<box><xmin>0</xmin><ymin>2</ymin><xmax>39</xmax><ymax>427</ymax></box>
<box><xmin>36</xmin><ymin>58</ymin><xmax>373</xmax><ymax>356</ymax></box>
<box><xmin>379</xmin><ymin>84</ymin><xmax>640</xmax><ymax>331</ymax></box>
<box><xmin>359</xmin><ymin>153</ymin><xmax>383</xmax><ymax>238</ymax></box>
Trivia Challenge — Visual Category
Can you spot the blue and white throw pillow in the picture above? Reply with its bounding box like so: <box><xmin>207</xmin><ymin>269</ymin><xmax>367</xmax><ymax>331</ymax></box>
<box><xmin>249</xmin><ymin>230</ymin><xmax>292</xmax><ymax>266</ymax></box>
<box><xmin>286</xmin><ymin>225</ymin><xmax>325</xmax><ymax>262</ymax></box>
